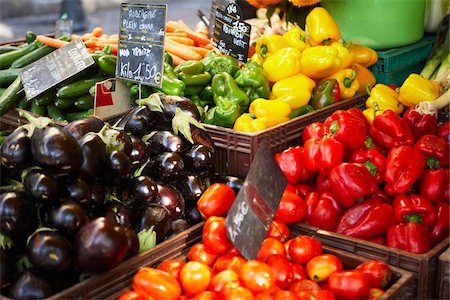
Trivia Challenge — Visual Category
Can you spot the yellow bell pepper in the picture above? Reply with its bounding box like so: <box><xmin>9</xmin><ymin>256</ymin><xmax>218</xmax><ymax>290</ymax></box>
<box><xmin>282</xmin><ymin>27</ymin><xmax>307</xmax><ymax>52</ymax></box>
<box><xmin>325</xmin><ymin>68</ymin><xmax>360</xmax><ymax>99</ymax></box>
<box><xmin>249</xmin><ymin>98</ymin><xmax>291</xmax><ymax>128</ymax></box>
<box><xmin>255</xmin><ymin>34</ymin><xmax>291</xmax><ymax>60</ymax></box>
<box><xmin>306</xmin><ymin>7</ymin><xmax>341</xmax><ymax>46</ymax></box>
<box><xmin>299</xmin><ymin>45</ymin><xmax>342</xmax><ymax>79</ymax></box>
<box><xmin>251</xmin><ymin>53</ymin><xmax>265</xmax><ymax>65</ymax></box>
<box><xmin>263</xmin><ymin>47</ymin><xmax>302</xmax><ymax>83</ymax></box>
<box><xmin>270</xmin><ymin>74</ymin><xmax>316</xmax><ymax>110</ymax></box>
<box><xmin>349</xmin><ymin>43</ymin><xmax>378</xmax><ymax>68</ymax></box>
<box><xmin>331</xmin><ymin>42</ymin><xmax>355</xmax><ymax>70</ymax></box>
<box><xmin>366</xmin><ymin>84</ymin><xmax>404</xmax><ymax>114</ymax></box>
<box><xmin>399</xmin><ymin>73</ymin><xmax>440</xmax><ymax>107</ymax></box>
<box><xmin>352</xmin><ymin>63</ymin><xmax>376</xmax><ymax>95</ymax></box>
<box><xmin>233</xmin><ymin>114</ymin><xmax>267</xmax><ymax>132</ymax></box>
<box><xmin>362</xmin><ymin>108</ymin><xmax>384</xmax><ymax>125</ymax></box>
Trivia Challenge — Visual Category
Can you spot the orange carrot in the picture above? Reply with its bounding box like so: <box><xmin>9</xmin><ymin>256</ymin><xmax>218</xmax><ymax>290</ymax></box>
<box><xmin>84</xmin><ymin>39</ymin><xmax>98</xmax><ymax>48</ymax></box>
<box><xmin>70</xmin><ymin>34</ymin><xmax>80</xmax><ymax>41</ymax></box>
<box><xmin>81</xmin><ymin>33</ymin><xmax>93</xmax><ymax>41</ymax></box>
<box><xmin>164</xmin><ymin>40</ymin><xmax>202</xmax><ymax>60</ymax></box>
<box><xmin>188</xmin><ymin>46</ymin><xmax>210</xmax><ymax>57</ymax></box>
<box><xmin>166</xmin><ymin>36</ymin><xmax>195</xmax><ymax>46</ymax></box>
<box><xmin>96</xmin><ymin>43</ymin><xmax>118</xmax><ymax>55</ymax></box>
<box><xmin>165</xmin><ymin>23</ymin><xmax>177</xmax><ymax>32</ymax></box>
<box><xmin>35</xmin><ymin>35</ymin><xmax>69</xmax><ymax>48</ymax></box>
<box><xmin>169</xmin><ymin>53</ymin><xmax>186</xmax><ymax>66</ymax></box>
<box><xmin>202</xmin><ymin>43</ymin><xmax>214</xmax><ymax>50</ymax></box>
<box><xmin>185</xmin><ymin>31</ymin><xmax>211</xmax><ymax>46</ymax></box>
<box><xmin>91</xmin><ymin>27</ymin><xmax>103</xmax><ymax>37</ymax></box>
<box><xmin>166</xmin><ymin>32</ymin><xmax>188</xmax><ymax>37</ymax></box>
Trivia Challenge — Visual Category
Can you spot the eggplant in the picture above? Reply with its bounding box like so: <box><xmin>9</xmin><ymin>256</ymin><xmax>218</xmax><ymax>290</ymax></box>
<box><xmin>0</xmin><ymin>191</ymin><xmax>36</xmax><ymax>237</ymax></box>
<box><xmin>125</xmin><ymin>176</ymin><xmax>158</xmax><ymax>210</ymax></box>
<box><xmin>138</xmin><ymin>93</ymin><xmax>200</xmax><ymax>120</ymax></box>
<box><xmin>60</xmin><ymin>176</ymin><xmax>91</xmax><ymax>208</ymax></box>
<box><xmin>185</xmin><ymin>205</ymin><xmax>203</xmax><ymax>225</ymax></box>
<box><xmin>106</xmin><ymin>150</ymin><xmax>133</xmax><ymax>183</ymax></box>
<box><xmin>27</xmin><ymin>229</ymin><xmax>72</xmax><ymax>273</ymax></box>
<box><xmin>123</xmin><ymin>226</ymin><xmax>139</xmax><ymax>258</ymax></box>
<box><xmin>0</xmin><ymin>250</ymin><xmax>15</xmax><ymax>290</ymax></box>
<box><xmin>146</xmin><ymin>130</ymin><xmax>184</xmax><ymax>156</ymax></box>
<box><xmin>211</xmin><ymin>175</ymin><xmax>244</xmax><ymax>196</ymax></box>
<box><xmin>89</xmin><ymin>183</ymin><xmax>106</xmax><ymax>210</ymax></box>
<box><xmin>135</xmin><ymin>204</ymin><xmax>171</xmax><ymax>244</ymax></box>
<box><xmin>73</xmin><ymin>217</ymin><xmax>129</xmax><ymax>274</ymax></box>
<box><xmin>185</xmin><ymin>125</ymin><xmax>215</xmax><ymax>152</ymax></box>
<box><xmin>64</xmin><ymin>115</ymin><xmax>105</xmax><ymax>140</ymax></box>
<box><xmin>171</xmin><ymin>218</ymin><xmax>190</xmax><ymax>235</ymax></box>
<box><xmin>183</xmin><ymin>144</ymin><xmax>214</xmax><ymax>174</ymax></box>
<box><xmin>31</xmin><ymin>125</ymin><xmax>82</xmax><ymax>174</ymax></box>
<box><xmin>118</xmin><ymin>106</ymin><xmax>156</xmax><ymax>137</ymax></box>
<box><xmin>175</xmin><ymin>174</ymin><xmax>206</xmax><ymax>205</ymax></box>
<box><xmin>155</xmin><ymin>183</ymin><xmax>185</xmax><ymax>221</ymax></box>
<box><xmin>100</xmin><ymin>128</ymin><xmax>132</xmax><ymax>156</ymax></box>
<box><xmin>0</xmin><ymin>127</ymin><xmax>31</xmax><ymax>170</ymax></box>
<box><xmin>40</xmin><ymin>199</ymin><xmax>89</xmax><ymax>238</ymax></box>
<box><xmin>8</xmin><ymin>269</ymin><xmax>54</xmax><ymax>299</ymax></box>
<box><xmin>23</xmin><ymin>169</ymin><xmax>58</xmax><ymax>203</ymax></box>
<box><xmin>130</xmin><ymin>135</ymin><xmax>149</xmax><ymax>166</ymax></box>
<box><xmin>77</xmin><ymin>132</ymin><xmax>106</xmax><ymax>180</ymax></box>
<box><xmin>99</xmin><ymin>201</ymin><xmax>133</xmax><ymax>228</ymax></box>
<box><xmin>150</xmin><ymin>152</ymin><xmax>184</xmax><ymax>181</ymax></box>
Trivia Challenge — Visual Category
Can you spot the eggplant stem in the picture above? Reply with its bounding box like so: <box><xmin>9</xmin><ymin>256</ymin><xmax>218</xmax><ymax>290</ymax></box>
<box><xmin>136</xmin><ymin>93</ymin><xmax>164</xmax><ymax>113</ymax></box>
<box><xmin>172</xmin><ymin>107</ymin><xmax>204</xmax><ymax>144</ymax></box>
<box><xmin>0</xmin><ymin>233</ymin><xmax>14</xmax><ymax>250</ymax></box>
<box><xmin>18</xmin><ymin>110</ymin><xmax>53</xmax><ymax>137</ymax></box>
<box><xmin>137</xmin><ymin>226</ymin><xmax>157</xmax><ymax>253</ymax></box>
<box><xmin>133</xmin><ymin>160</ymin><xmax>150</xmax><ymax>177</ymax></box>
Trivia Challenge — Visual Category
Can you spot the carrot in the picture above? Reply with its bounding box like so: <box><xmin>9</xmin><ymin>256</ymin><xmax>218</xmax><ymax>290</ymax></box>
<box><xmin>70</xmin><ymin>34</ymin><xmax>80</xmax><ymax>41</ymax></box>
<box><xmin>35</xmin><ymin>35</ymin><xmax>69</xmax><ymax>48</ymax></box>
<box><xmin>99</xmin><ymin>34</ymin><xmax>110</xmax><ymax>40</ymax></box>
<box><xmin>109</xmin><ymin>34</ymin><xmax>119</xmax><ymax>40</ymax></box>
<box><xmin>165</xmin><ymin>23</ymin><xmax>177</xmax><ymax>32</ymax></box>
<box><xmin>188</xmin><ymin>46</ymin><xmax>210</xmax><ymax>57</ymax></box>
<box><xmin>96</xmin><ymin>43</ymin><xmax>118</xmax><ymax>55</ymax></box>
<box><xmin>169</xmin><ymin>53</ymin><xmax>186</xmax><ymax>66</ymax></box>
<box><xmin>84</xmin><ymin>39</ymin><xmax>98</xmax><ymax>48</ymax></box>
<box><xmin>185</xmin><ymin>31</ymin><xmax>211</xmax><ymax>46</ymax></box>
<box><xmin>91</xmin><ymin>27</ymin><xmax>103</xmax><ymax>37</ymax></box>
<box><xmin>166</xmin><ymin>32</ymin><xmax>188</xmax><ymax>37</ymax></box>
<box><xmin>166</xmin><ymin>36</ymin><xmax>195</xmax><ymax>46</ymax></box>
<box><xmin>202</xmin><ymin>43</ymin><xmax>214</xmax><ymax>50</ymax></box>
<box><xmin>81</xmin><ymin>33</ymin><xmax>93</xmax><ymax>41</ymax></box>
<box><xmin>164</xmin><ymin>40</ymin><xmax>202</xmax><ymax>61</ymax></box>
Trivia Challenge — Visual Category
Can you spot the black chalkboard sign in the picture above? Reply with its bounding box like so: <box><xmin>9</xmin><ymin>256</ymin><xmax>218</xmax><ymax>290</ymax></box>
<box><xmin>116</xmin><ymin>3</ymin><xmax>167</xmax><ymax>88</ymax></box>
<box><xmin>20</xmin><ymin>38</ymin><xmax>94</xmax><ymax>100</ymax></box>
<box><xmin>212</xmin><ymin>2</ymin><xmax>251</xmax><ymax>62</ymax></box>
<box><xmin>225</xmin><ymin>143</ymin><xmax>287</xmax><ymax>260</ymax></box>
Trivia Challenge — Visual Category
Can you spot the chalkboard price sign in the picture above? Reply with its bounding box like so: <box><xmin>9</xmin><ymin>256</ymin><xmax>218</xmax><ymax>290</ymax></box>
<box><xmin>212</xmin><ymin>2</ymin><xmax>251</xmax><ymax>62</ymax></box>
<box><xmin>116</xmin><ymin>3</ymin><xmax>167</xmax><ymax>88</ymax></box>
<box><xmin>20</xmin><ymin>38</ymin><xmax>94</xmax><ymax>100</ymax></box>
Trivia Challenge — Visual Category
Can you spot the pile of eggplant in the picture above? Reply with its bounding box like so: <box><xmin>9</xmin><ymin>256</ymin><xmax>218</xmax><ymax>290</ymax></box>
<box><xmin>0</xmin><ymin>93</ymin><xmax>226</xmax><ymax>299</ymax></box>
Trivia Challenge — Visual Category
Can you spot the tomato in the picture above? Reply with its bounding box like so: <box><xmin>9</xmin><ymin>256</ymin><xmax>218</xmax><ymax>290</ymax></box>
<box><xmin>256</xmin><ymin>238</ymin><xmax>286</xmax><ymax>262</ymax></box>
<box><xmin>306</xmin><ymin>254</ymin><xmax>343</xmax><ymax>283</ymax></box>
<box><xmin>209</xmin><ymin>269</ymin><xmax>239</xmax><ymax>296</ymax></box>
<box><xmin>202</xmin><ymin>216</ymin><xmax>232</xmax><ymax>255</ymax></box>
<box><xmin>369</xmin><ymin>287</ymin><xmax>385</xmax><ymax>299</ymax></box>
<box><xmin>296</xmin><ymin>289</ymin><xmax>336</xmax><ymax>300</ymax></box>
<box><xmin>327</xmin><ymin>270</ymin><xmax>370</xmax><ymax>299</ymax></box>
<box><xmin>355</xmin><ymin>260</ymin><xmax>392</xmax><ymax>289</ymax></box>
<box><xmin>266</xmin><ymin>219</ymin><xmax>290</xmax><ymax>242</ymax></box>
<box><xmin>180</xmin><ymin>261</ymin><xmax>212</xmax><ymax>297</ymax></box>
<box><xmin>191</xmin><ymin>291</ymin><xmax>219</xmax><ymax>300</ymax></box>
<box><xmin>284</xmin><ymin>239</ymin><xmax>292</xmax><ymax>260</ymax></box>
<box><xmin>213</xmin><ymin>255</ymin><xmax>246</xmax><ymax>274</ymax></box>
<box><xmin>275</xmin><ymin>191</ymin><xmax>307</xmax><ymax>224</ymax></box>
<box><xmin>156</xmin><ymin>260</ymin><xmax>185</xmax><ymax>280</ymax></box>
<box><xmin>288</xmin><ymin>236</ymin><xmax>322</xmax><ymax>264</ymax></box>
<box><xmin>291</xmin><ymin>263</ymin><xmax>307</xmax><ymax>281</ymax></box>
<box><xmin>188</xmin><ymin>243</ymin><xmax>218</xmax><ymax>267</ymax></box>
<box><xmin>197</xmin><ymin>183</ymin><xmax>236</xmax><ymax>219</ymax></box>
<box><xmin>118</xmin><ymin>290</ymin><xmax>153</xmax><ymax>300</ymax></box>
<box><xmin>265</xmin><ymin>254</ymin><xmax>294</xmax><ymax>289</ymax></box>
<box><xmin>224</xmin><ymin>286</ymin><xmax>255</xmax><ymax>300</ymax></box>
<box><xmin>239</xmin><ymin>260</ymin><xmax>276</xmax><ymax>293</ymax></box>
<box><xmin>224</xmin><ymin>244</ymin><xmax>242</xmax><ymax>257</ymax></box>
<box><xmin>256</xmin><ymin>290</ymin><xmax>300</xmax><ymax>300</ymax></box>
<box><xmin>132</xmin><ymin>267</ymin><xmax>181</xmax><ymax>300</ymax></box>
<box><xmin>288</xmin><ymin>279</ymin><xmax>320</xmax><ymax>293</ymax></box>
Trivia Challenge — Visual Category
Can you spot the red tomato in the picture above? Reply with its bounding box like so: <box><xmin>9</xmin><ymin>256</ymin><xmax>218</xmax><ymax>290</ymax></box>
<box><xmin>355</xmin><ymin>260</ymin><xmax>392</xmax><ymax>289</ymax></box>
<box><xmin>256</xmin><ymin>290</ymin><xmax>300</xmax><ymax>300</ymax></box>
<box><xmin>288</xmin><ymin>236</ymin><xmax>322</xmax><ymax>264</ymax></box>
<box><xmin>180</xmin><ymin>261</ymin><xmax>212</xmax><ymax>297</ymax></box>
<box><xmin>296</xmin><ymin>289</ymin><xmax>336</xmax><ymax>300</ymax></box>
<box><xmin>265</xmin><ymin>254</ymin><xmax>294</xmax><ymax>289</ymax></box>
<box><xmin>306</xmin><ymin>254</ymin><xmax>343</xmax><ymax>283</ymax></box>
<box><xmin>197</xmin><ymin>183</ymin><xmax>236</xmax><ymax>219</ymax></box>
<box><xmin>209</xmin><ymin>270</ymin><xmax>239</xmax><ymax>296</ymax></box>
<box><xmin>266</xmin><ymin>219</ymin><xmax>290</xmax><ymax>242</ymax></box>
<box><xmin>239</xmin><ymin>260</ymin><xmax>276</xmax><ymax>293</ymax></box>
<box><xmin>288</xmin><ymin>279</ymin><xmax>320</xmax><ymax>292</ymax></box>
<box><xmin>224</xmin><ymin>244</ymin><xmax>242</xmax><ymax>257</ymax></box>
<box><xmin>225</xmin><ymin>286</ymin><xmax>255</xmax><ymax>300</ymax></box>
<box><xmin>256</xmin><ymin>238</ymin><xmax>286</xmax><ymax>262</ymax></box>
<box><xmin>291</xmin><ymin>263</ymin><xmax>307</xmax><ymax>281</ymax></box>
<box><xmin>156</xmin><ymin>260</ymin><xmax>185</xmax><ymax>280</ymax></box>
<box><xmin>202</xmin><ymin>216</ymin><xmax>232</xmax><ymax>255</ymax></box>
<box><xmin>369</xmin><ymin>287</ymin><xmax>385</xmax><ymax>299</ymax></box>
<box><xmin>213</xmin><ymin>255</ymin><xmax>246</xmax><ymax>274</ymax></box>
<box><xmin>284</xmin><ymin>239</ymin><xmax>292</xmax><ymax>260</ymax></box>
<box><xmin>327</xmin><ymin>270</ymin><xmax>370</xmax><ymax>299</ymax></box>
<box><xmin>275</xmin><ymin>191</ymin><xmax>307</xmax><ymax>224</ymax></box>
<box><xmin>132</xmin><ymin>267</ymin><xmax>181</xmax><ymax>300</ymax></box>
<box><xmin>118</xmin><ymin>290</ymin><xmax>153</xmax><ymax>300</ymax></box>
<box><xmin>188</xmin><ymin>243</ymin><xmax>218</xmax><ymax>267</ymax></box>
<box><xmin>191</xmin><ymin>291</ymin><xmax>219</xmax><ymax>300</ymax></box>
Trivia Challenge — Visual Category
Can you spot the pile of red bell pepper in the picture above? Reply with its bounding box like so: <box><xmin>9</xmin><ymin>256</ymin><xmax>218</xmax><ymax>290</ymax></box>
<box><xmin>275</xmin><ymin>106</ymin><xmax>449</xmax><ymax>254</ymax></box>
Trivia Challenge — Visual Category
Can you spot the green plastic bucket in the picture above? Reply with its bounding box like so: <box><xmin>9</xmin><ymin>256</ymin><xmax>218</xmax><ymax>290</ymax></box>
<box><xmin>321</xmin><ymin>0</ymin><xmax>426</xmax><ymax>50</ymax></box>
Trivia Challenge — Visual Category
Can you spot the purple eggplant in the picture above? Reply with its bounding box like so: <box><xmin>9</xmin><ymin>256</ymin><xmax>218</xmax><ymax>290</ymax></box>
<box><xmin>125</xmin><ymin>176</ymin><xmax>158</xmax><ymax>210</ymax></box>
<box><xmin>130</xmin><ymin>135</ymin><xmax>149</xmax><ymax>166</ymax></box>
<box><xmin>118</xmin><ymin>106</ymin><xmax>156</xmax><ymax>137</ymax></box>
<box><xmin>175</xmin><ymin>174</ymin><xmax>206</xmax><ymax>205</ymax></box>
<box><xmin>100</xmin><ymin>128</ymin><xmax>132</xmax><ymax>156</ymax></box>
<box><xmin>135</xmin><ymin>204</ymin><xmax>171</xmax><ymax>243</ymax></box>
<box><xmin>123</xmin><ymin>226</ymin><xmax>139</xmax><ymax>258</ymax></box>
<box><xmin>8</xmin><ymin>269</ymin><xmax>54</xmax><ymax>299</ymax></box>
<box><xmin>0</xmin><ymin>250</ymin><xmax>15</xmax><ymax>289</ymax></box>
<box><xmin>23</xmin><ymin>169</ymin><xmax>58</xmax><ymax>203</ymax></box>
<box><xmin>106</xmin><ymin>150</ymin><xmax>133</xmax><ymax>183</ymax></box>
<box><xmin>60</xmin><ymin>176</ymin><xmax>91</xmax><ymax>208</ymax></box>
<box><xmin>185</xmin><ymin>206</ymin><xmax>203</xmax><ymax>225</ymax></box>
<box><xmin>183</xmin><ymin>144</ymin><xmax>214</xmax><ymax>174</ymax></box>
<box><xmin>149</xmin><ymin>152</ymin><xmax>184</xmax><ymax>181</ymax></box>
<box><xmin>99</xmin><ymin>201</ymin><xmax>133</xmax><ymax>228</ymax></box>
<box><xmin>138</xmin><ymin>93</ymin><xmax>200</xmax><ymax>121</ymax></box>
<box><xmin>64</xmin><ymin>115</ymin><xmax>105</xmax><ymax>140</ymax></box>
<box><xmin>155</xmin><ymin>183</ymin><xmax>184</xmax><ymax>221</ymax></box>
<box><xmin>77</xmin><ymin>132</ymin><xmax>106</xmax><ymax>180</ymax></box>
<box><xmin>0</xmin><ymin>191</ymin><xmax>35</xmax><ymax>237</ymax></box>
<box><xmin>0</xmin><ymin>127</ymin><xmax>31</xmax><ymax>170</ymax></box>
<box><xmin>146</xmin><ymin>130</ymin><xmax>184</xmax><ymax>156</ymax></box>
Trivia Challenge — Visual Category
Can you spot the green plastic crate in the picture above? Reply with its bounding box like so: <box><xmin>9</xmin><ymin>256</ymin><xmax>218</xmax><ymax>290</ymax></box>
<box><xmin>372</xmin><ymin>60</ymin><xmax>427</xmax><ymax>87</ymax></box>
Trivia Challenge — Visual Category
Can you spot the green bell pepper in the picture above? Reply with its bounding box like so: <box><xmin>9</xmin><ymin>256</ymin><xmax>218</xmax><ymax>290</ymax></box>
<box><xmin>200</xmin><ymin>86</ymin><xmax>214</xmax><ymax>106</ymax></box>
<box><xmin>234</xmin><ymin>60</ymin><xmax>270</xmax><ymax>101</ymax></box>
<box><xmin>164</xmin><ymin>51</ymin><xmax>173</xmax><ymax>67</ymax></box>
<box><xmin>310</xmin><ymin>78</ymin><xmax>341</xmax><ymax>109</ymax></box>
<box><xmin>175</xmin><ymin>60</ymin><xmax>212</xmax><ymax>86</ymax></box>
<box><xmin>185</xmin><ymin>85</ymin><xmax>204</xmax><ymax>96</ymax></box>
<box><xmin>204</xmin><ymin>101</ymin><xmax>240</xmax><ymax>128</ymax></box>
<box><xmin>190</xmin><ymin>95</ymin><xmax>205</xmax><ymax>120</ymax></box>
<box><xmin>205</xmin><ymin>54</ymin><xmax>240</xmax><ymax>77</ymax></box>
<box><xmin>212</xmin><ymin>72</ymin><xmax>249</xmax><ymax>114</ymax></box>
<box><xmin>155</xmin><ymin>62</ymin><xmax>186</xmax><ymax>96</ymax></box>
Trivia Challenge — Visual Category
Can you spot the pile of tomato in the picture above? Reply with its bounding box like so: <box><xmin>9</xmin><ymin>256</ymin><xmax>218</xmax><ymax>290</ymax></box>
<box><xmin>118</xmin><ymin>215</ymin><xmax>394</xmax><ymax>300</ymax></box>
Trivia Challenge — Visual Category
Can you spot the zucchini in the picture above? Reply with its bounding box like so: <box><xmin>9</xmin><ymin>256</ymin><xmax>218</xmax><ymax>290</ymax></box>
<box><xmin>30</xmin><ymin>99</ymin><xmax>47</xmax><ymax>116</ymax></box>
<box><xmin>33</xmin><ymin>90</ymin><xmax>55</xmax><ymax>106</ymax></box>
<box><xmin>97</xmin><ymin>55</ymin><xmax>117</xmax><ymax>76</ymax></box>
<box><xmin>25</xmin><ymin>31</ymin><xmax>37</xmax><ymax>44</ymax></box>
<box><xmin>57</xmin><ymin>74</ymin><xmax>109</xmax><ymax>99</ymax></box>
<box><xmin>0</xmin><ymin>41</ymin><xmax>39</xmax><ymax>70</ymax></box>
<box><xmin>74</xmin><ymin>94</ymin><xmax>94</xmax><ymax>111</ymax></box>
<box><xmin>0</xmin><ymin>46</ymin><xmax>20</xmax><ymax>54</ymax></box>
<box><xmin>0</xmin><ymin>69</ymin><xmax>20</xmax><ymax>87</ymax></box>
<box><xmin>54</xmin><ymin>97</ymin><xmax>76</xmax><ymax>109</ymax></box>
<box><xmin>0</xmin><ymin>88</ymin><xmax>6</xmax><ymax>96</ymax></box>
<box><xmin>288</xmin><ymin>105</ymin><xmax>315</xmax><ymax>119</ymax></box>
<box><xmin>65</xmin><ymin>109</ymin><xmax>94</xmax><ymax>122</ymax></box>
<box><xmin>47</xmin><ymin>105</ymin><xmax>67</xmax><ymax>122</ymax></box>
<box><xmin>0</xmin><ymin>77</ymin><xmax>23</xmax><ymax>116</ymax></box>
<box><xmin>17</xmin><ymin>97</ymin><xmax>31</xmax><ymax>110</ymax></box>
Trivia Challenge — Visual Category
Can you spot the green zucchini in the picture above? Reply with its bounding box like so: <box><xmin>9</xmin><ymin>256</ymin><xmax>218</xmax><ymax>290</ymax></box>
<box><xmin>17</xmin><ymin>97</ymin><xmax>31</xmax><ymax>110</ymax></box>
<box><xmin>47</xmin><ymin>105</ymin><xmax>67</xmax><ymax>122</ymax></box>
<box><xmin>57</xmin><ymin>74</ymin><xmax>109</xmax><ymax>99</ymax></box>
<box><xmin>65</xmin><ymin>109</ymin><xmax>94</xmax><ymax>122</ymax></box>
<box><xmin>54</xmin><ymin>97</ymin><xmax>77</xmax><ymax>109</ymax></box>
<box><xmin>0</xmin><ymin>46</ymin><xmax>20</xmax><ymax>54</ymax></box>
<box><xmin>0</xmin><ymin>69</ymin><xmax>20</xmax><ymax>87</ymax></box>
<box><xmin>0</xmin><ymin>41</ymin><xmax>39</xmax><ymax>70</ymax></box>
<box><xmin>288</xmin><ymin>105</ymin><xmax>315</xmax><ymax>119</ymax></box>
<box><xmin>30</xmin><ymin>99</ymin><xmax>47</xmax><ymax>116</ymax></box>
<box><xmin>25</xmin><ymin>31</ymin><xmax>37</xmax><ymax>44</ymax></box>
<box><xmin>0</xmin><ymin>77</ymin><xmax>23</xmax><ymax>116</ymax></box>
<box><xmin>33</xmin><ymin>90</ymin><xmax>55</xmax><ymax>106</ymax></box>
<box><xmin>97</xmin><ymin>55</ymin><xmax>117</xmax><ymax>76</ymax></box>
<box><xmin>74</xmin><ymin>94</ymin><xmax>94</xmax><ymax>111</ymax></box>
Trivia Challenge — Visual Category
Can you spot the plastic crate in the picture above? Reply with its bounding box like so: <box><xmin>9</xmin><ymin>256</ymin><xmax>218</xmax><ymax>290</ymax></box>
<box><xmin>437</xmin><ymin>247</ymin><xmax>450</xmax><ymax>300</ymax></box>
<box><xmin>371</xmin><ymin>60</ymin><xmax>428</xmax><ymax>87</ymax></box>
<box><xmin>204</xmin><ymin>95</ymin><xmax>367</xmax><ymax>178</ymax></box>
<box><xmin>290</xmin><ymin>223</ymin><xmax>449</xmax><ymax>299</ymax></box>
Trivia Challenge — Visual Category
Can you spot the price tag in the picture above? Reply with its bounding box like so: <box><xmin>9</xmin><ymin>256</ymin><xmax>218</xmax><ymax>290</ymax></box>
<box><xmin>20</xmin><ymin>38</ymin><xmax>94</xmax><ymax>100</ymax></box>
<box><xmin>93</xmin><ymin>79</ymin><xmax>133</xmax><ymax>119</ymax></box>
<box><xmin>116</xmin><ymin>3</ymin><xmax>167</xmax><ymax>88</ymax></box>
<box><xmin>212</xmin><ymin>2</ymin><xmax>251</xmax><ymax>62</ymax></box>
<box><xmin>225</xmin><ymin>143</ymin><xmax>287</xmax><ymax>260</ymax></box>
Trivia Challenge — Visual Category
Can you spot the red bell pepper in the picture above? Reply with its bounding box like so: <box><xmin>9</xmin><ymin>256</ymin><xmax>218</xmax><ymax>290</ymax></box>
<box><xmin>305</xmin><ymin>191</ymin><xmax>343</xmax><ymax>231</ymax></box>
<box><xmin>335</xmin><ymin>198</ymin><xmax>396</xmax><ymax>240</ymax></box>
<box><xmin>369</xmin><ymin>236</ymin><xmax>387</xmax><ymax>246</ymax></box>
<box><xmin>392</xmin><ymin>194</ymin><xmax>436</xmax><ymax>227</ymax></box>
<box><xmin>302</xmin><ymin>121</ymin><xmax>324</xmax><ymax>144</ymax></box>
<box><xmin>402</xmin><ymin>105</ymin><xmax>438</xmax><ymax>140</ymax></box>
<box><xmin>414</xmin><ymin>134</ymin><xmax>449</xmax><ymax>169</ymax></box>
<box><xmin>286</xmin><ymin>183</ymin><xmax>316</xmax><ymax>198</ymax></box>
<box><xmin>384</xmin><ymin>146</ymin><xmax>426</xmax><ymax>196</ymax></box>
<box><xmin>275</xmin><ymin>146</ymin><xmax>315</xmax><ymax>184</ymax></box>
<box><xmin>316</xmin><ymin>173</ymin><xmax>330</xmax><ymax>194</ymax></box>
<box><xmin>430</xmin><ymin>202</ymin><xmax>449</xmax><ymax>246</ymax></box>
<box><xmin>347</xmin><ymin>107</ymin><xmax>370</xmax><ymax>132</ymax></box>
<box><xmin>387</xmin><ymin>222</ymin><xmax>431</xmax><ymax>254</ymax></box>
<box><xmin>437</xmin><ymin>121</ymin><xmax>450</xmax><ymax>141</ymax></box>
<box><xmin>328</xmin><ymin>163</ymin><xmax>378</xmax><ymax>208</ymax></box>
<box><xmin>303</xmin><ymin>137</ymin><xmax>344</xmax><ymax>174</ymax></box>
<box><xmin>369</xmin><ymin>110</ymin><xmax>415</xmax><ymax>150</ymax></box>
<box><xmin>348</xmin><ymin>148</ymin><xmax>386</xmax><ymax>184</ymax></box>
<box><xmin>419</xmin><ymin>169</ymin><xmax>449</xmax><ymax>203</ymax></box>
<box><xmin>323</xmin><ymin>110</ymin><xmax>369</xmax><ymax>151</ymax></box>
